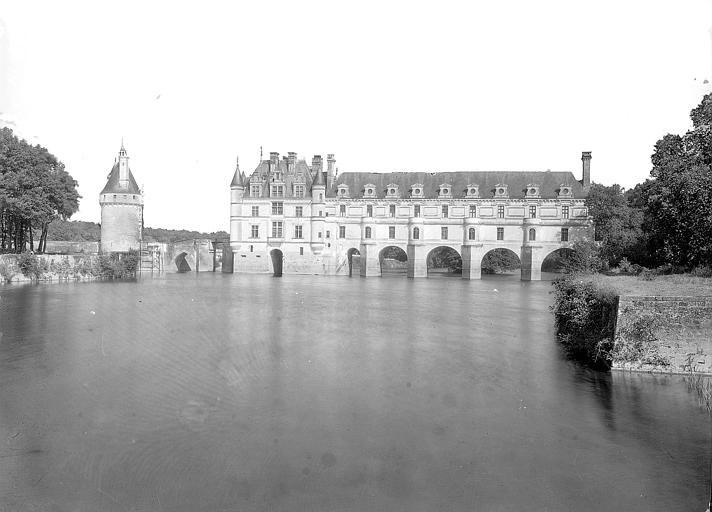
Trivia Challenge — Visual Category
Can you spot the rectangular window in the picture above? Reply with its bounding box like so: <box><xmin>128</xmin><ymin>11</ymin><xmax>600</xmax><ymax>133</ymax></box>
<box><xmin>529</xmin><ymin>206</ymin><xmax>537</xmax><ymax>218</ymax></box>
<box><xmin>414</xmin><ymin>205</ymin><xmax>421</xmax><ymax>217</ymax></box>
<box><xmin>326</xmin><ymin>230</ymin><xmax>330</xmax><ymax>238</ymax></box>
<box><xmin>367</xmin><ymin>205</ymin><xmax>373</xmax><ymax>217</ymax></box>
<box><xmin>441</xmin><ymin>227</ymin><xmax>448</xmax><ymax>239</ymax></box>
<box><xmin>250</xmin><ymin>245</ymin><xmax>254</xmax><ymax>252</ymax></box>
<box><xmin>318</xmin><ymin>231</ymin><xmax>322</xmax><ymax>239</ymax></box>
<box><xmin>390</xmin><ymin>205</ymin><xmax>396</xmax><ymax>217</ymax></box>
<box><xmin>250</xmin><ymin>185</ymin><xmax>260</xmax><ymax>197</ymax></box>
<box><xmin>497</xmin><ymin>227</ymin><xmax>504</xmax><ymax>240</ymax></box>
<box><xmin>442</xmin><ymin>205</ymin><xmax>448</xmax><ymax>218</ymax></box>
<box><xmin>389</xmin><ymin>226</ymin><xmax>395</xmax><ymax>239</ymax></box>
<box><xmin>250</xmin><ymin>225</ymin><xmax>259</xmax><ymax>238</ymax></box>
<box><xmin>294</xmin><ymin>184</ymin><xmax>305</xmax><ymax>198</ymax></box>
<box><xmin>271</xmin><ymin>185</ymin><xmax>284</xmax><ymax>198</ymax></box>
<box><xmin>294</xmin><ymin>225</ymin><xmax>303</xmax><ymax>239</ymax></box>
<box><xmin>469</xmin><ymin>205</ymin><xmax>477</xmax><ymax>218</ymax></box>
<box><xmin>271</xmin><ymin>221</ymin><xmax>283</xmax><ymax>238</ymax></box>
<box><xmin>340</xmin><ymin>205</ymin><xmax>346</xmax><ymax>217</ymax></box>
<box><xmin>497</xmin><ymin>205</ymin><xmax>505</xmax><ymax>218</ymax></box>
<box><xmin>251</xmin><ymin>206</ymin><xmax>259</xmax><ymax>217</ymax></box>
<box><xmin>561</xmin><ymin>228</ymin><xmax>569</xmax><ymax>242</ymax></box>
<box><xmin>271</xmin><ymin>202</ymin><xmax>283</xmax><ymax>215</ymax></box>
<box><xmin>300</xmin><ymin>247</ymin><xmax>304</xmax><ymax>255</ymax></box>
<box><xmin>562</xmin><ymin>206</ymin><xmax>569</xmax><ymax>219</ymax></box>
<box><xmin>339</xmin><ymin>226</ymin><xmax>346</xmax><ymax>238</ymax></box>
<box><xmin>295</xmin><ymin>206</ymin><xmax>303</xmax><ymax>217</ymax></box>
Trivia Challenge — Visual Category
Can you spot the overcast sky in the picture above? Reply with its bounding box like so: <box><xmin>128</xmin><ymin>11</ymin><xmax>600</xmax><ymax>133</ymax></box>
<box><xmin>1</xmin><ymin>1</ymin><xmax>711</xmax><ymax>232</ymax></box>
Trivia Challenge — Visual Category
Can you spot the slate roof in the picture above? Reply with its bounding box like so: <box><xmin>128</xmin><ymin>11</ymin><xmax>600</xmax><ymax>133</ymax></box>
<box><xmin>329</xmin><ymin>171</ymin><xmax>586</xmax><ymax>199</ymax></box>
<box><xmin>100</xmin><ymin>161</ymin><xmax>141</xmax><ymax>195</ymax></box>
<box><xmin>246</xmin><ymin>158</ymin><xmax>318</xmax><ymax>198</ymax></box>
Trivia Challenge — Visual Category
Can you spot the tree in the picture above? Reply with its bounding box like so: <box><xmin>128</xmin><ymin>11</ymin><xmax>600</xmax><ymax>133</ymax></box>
<box><xmin>641</xmin><ymin>93</ymin><xmax>712</xmax><ymax>268</ymax></box>
<box><xmin>0</xmin><ymin>127</ymin><xmax>80</xmax><ymax>253</ymax></box>
<box><xmin>585</xmin><ymin>183</ymin><xmax>644</xmax><ymax>266</ymax></box>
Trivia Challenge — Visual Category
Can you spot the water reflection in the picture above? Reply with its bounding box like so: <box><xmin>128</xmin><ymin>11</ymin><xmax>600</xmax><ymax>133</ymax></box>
<box><xmin>0</xmin><ymin>274</ymin><xmax>709</xmax><ymax>511</ymax></box>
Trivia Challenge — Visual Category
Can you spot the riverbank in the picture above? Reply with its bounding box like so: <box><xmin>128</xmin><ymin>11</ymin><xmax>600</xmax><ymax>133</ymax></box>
<box><xmin>552</xmin><ymin>273</ymin><xmax>712</xmax><ymax>375</ymax></box>
<box><xmin>0</xmin><ymin>252</ymin><xmax>138</xmax><ymax>284</ymax></box>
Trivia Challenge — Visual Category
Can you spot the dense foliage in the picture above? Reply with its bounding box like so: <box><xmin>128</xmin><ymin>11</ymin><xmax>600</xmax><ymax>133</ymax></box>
<box><xmin>550</xmin><ymin>278</ymin><xmax>618</xmax><ymax>369</ymax></box>
<box><xmin>0</xmin><ymin>128</ymin><xmax>80</xmax><ymax>252</ymax></box>
<box><xmin>481</xmin><ymin>248</ymin><xmax>520</xmax><ymax>274</ymax></box>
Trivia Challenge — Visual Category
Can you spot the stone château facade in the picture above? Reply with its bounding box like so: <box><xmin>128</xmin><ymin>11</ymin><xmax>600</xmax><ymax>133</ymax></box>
<box><xmin>229</xmin><ymin>151</ymin><xmax>594</xmax><ymax>280</ymax></box>
<box><xmin>99</xmin><ymin>142</ymin><xmax>143</xmax><ymax>253</ymax></box>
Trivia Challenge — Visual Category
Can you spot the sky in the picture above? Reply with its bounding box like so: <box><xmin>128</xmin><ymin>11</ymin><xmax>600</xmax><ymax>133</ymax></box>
<box><xmin>1</xmin><ymin>0</ymin><xmax>711</xmax><ymax>233</ymax></box>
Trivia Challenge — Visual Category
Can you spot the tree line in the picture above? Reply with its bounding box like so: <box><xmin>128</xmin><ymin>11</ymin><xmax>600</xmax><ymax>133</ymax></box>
<box><xmin>586</xmin><ymin>92</ymin><xmax>712</xmax><ymax>272</ymax></box>
<box><xmin>0</xmin><ymin>128</ymin><xmax>80</xmax><ymax>253</ymax></box>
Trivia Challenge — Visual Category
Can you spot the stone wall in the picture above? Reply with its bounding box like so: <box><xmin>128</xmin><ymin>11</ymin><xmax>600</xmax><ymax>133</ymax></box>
<box><xmin>0</xmin><ymin>253</ymin><xmax>100</xmax><ymax>284</ymax></box>
<box><xmin>612</xmin><ymin>296</ymin><xmax>712</xmax><ymax>374</ymax></box>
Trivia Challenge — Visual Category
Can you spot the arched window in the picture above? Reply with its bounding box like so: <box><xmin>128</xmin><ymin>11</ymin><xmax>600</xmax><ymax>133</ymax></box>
<box><xmin>413</xmin><ymin>227</ymin><xmax>420</xmax><ymax>240</ymax></box>
<box><xmin>468</xmin><ymin>227</ymin><xmax>476</xmax><ymax>240</ymax></box>
<box><xmin>365</xmin><ymin>226</ymin><xmax>372</xmax><ymax>239</ymax></box>
<box><xmin>529</xmin><ymin>228</ymin><xmax>536</xmax><ymax>241</ymax></box>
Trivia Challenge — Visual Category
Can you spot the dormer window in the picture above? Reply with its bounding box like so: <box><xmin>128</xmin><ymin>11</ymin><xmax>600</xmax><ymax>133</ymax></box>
<box><xmin>385</xmin><ymin>184</ymin><xmax>399</xmax><ymax>199</ymax></box>
<box><xmin>410</xmin><ymin>184</ymin><xmax>424</xmax><ymax>198</ymax></box>
<box><xmin>465</xmin><ymin>185</ymin><xmax>479</xmax><ymax>198</ymax></box>
<box><xmin>494</xmin><ymin>184</ymin><xmax>508</xmax><ymax>198</ymax></box>
<box><xmin>557</xmin><ymin>185</ymin><xmax>573</xmax><ymax>198</ymax></box>
<box><xmin>525</xmin><ymin>184</ymin><xmax>540</xmax><ymax>198</ymax></box>
<box><xmin>363</xmin><ymin>184</ymin><xmax>377</xmax><ymax>198</ymax></box>
<box><xmin>337</xmin><ymin>185</ymin><xmax>350</xmax><ymax>198</ymax></box>
<box><xmin>438</xmin><ymin>184</ymin><xmax>452</xmax><ymax>199</ymax></box>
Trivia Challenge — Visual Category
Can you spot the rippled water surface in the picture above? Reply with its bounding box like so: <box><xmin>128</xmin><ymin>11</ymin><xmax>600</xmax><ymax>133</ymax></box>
<box><xmin>0</xmin><ymin>274</ymin><xmax>709</xmax><ymax>511</ymax></box>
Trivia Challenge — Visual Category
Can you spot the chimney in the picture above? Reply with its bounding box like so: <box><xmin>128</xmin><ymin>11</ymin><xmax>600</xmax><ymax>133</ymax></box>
<box><xmin>311</xmin><ymin>155</ymin><xmax>323</xmax><ymax>176</ymax></box>
<box><xmin>269</xmin><ymin>151</ymin><xmax>279</xmax><ymax>170</ymax></box>
<box><xmin>581</xmin><ymin>151</ymin><xmax>591</xmax><ymax>190</ymax></box>
<box><xmin>326</xmin><ymin>154</ymin><xmax>336</xmax><ymax>189</ymax></box>
<box><xmin>287</xmin><ymin>152</ymin><xmax>297</xmax><ymax>173</ymax></box>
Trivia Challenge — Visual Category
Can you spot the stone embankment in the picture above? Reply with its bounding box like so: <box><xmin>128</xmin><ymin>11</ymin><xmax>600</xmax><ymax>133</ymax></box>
<box><xmin>612</xmin><ymin>296</ymin><xmax>712</xmax><ymax>374</ymax></box>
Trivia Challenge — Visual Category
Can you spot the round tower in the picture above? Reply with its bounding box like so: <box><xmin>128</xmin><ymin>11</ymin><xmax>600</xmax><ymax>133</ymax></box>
<box><xmin>99</xmin><ymin>142</ymin><xmax>144</xmax><ymax>253</ymax></box>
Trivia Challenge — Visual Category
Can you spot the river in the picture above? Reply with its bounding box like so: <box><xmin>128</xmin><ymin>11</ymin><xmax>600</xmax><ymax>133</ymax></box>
<box><xmin>0</xmin><ymin>274</ymin><xmax>709</xmax><ymax>511</ymax></box>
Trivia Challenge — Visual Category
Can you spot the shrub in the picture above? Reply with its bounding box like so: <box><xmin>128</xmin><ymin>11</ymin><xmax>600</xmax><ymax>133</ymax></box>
<box><xmin>561</xmin><ymin>241</ymin><xmax>605</xmax><ymax>275</ymax></box>
<box><xmin>611</xmin><ymin>313</ymin><xmax>669</xmax><ymax>366</ymax></box>
<box><xmin>691</xmin><ymin>265</ymin><xmax>712</xmax><ymax>278</ymax></box>
<box><xmin>0</xmin><ymin>259</ymin><xmax>17</xmax><ymax>283</ymax></box>
<box><xmin>550</xmin><ymin>277</ymin><xmax>618</xmax><ymax>369</ymax></box>
<box><xmin>639</xmin><ymin>269</ymin><xmax>657</xmax><ymax>281</ymax></box>
<box><xmin>16</xmin><ymin>252</ymin><xmax>47</xmax><ymax>281</ymax></box>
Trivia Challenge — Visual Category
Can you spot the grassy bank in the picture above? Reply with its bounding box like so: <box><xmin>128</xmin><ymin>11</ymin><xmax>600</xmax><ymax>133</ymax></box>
<box><xmin>583</xmin><ymin>274</ymin><xmax>712</xmax><ymax>297</ymax></box>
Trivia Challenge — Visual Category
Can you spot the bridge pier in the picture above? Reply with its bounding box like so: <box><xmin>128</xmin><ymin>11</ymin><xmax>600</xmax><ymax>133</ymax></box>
<box><xmin>461</xmin><ymin>243</ymin><xmax>485</xmax><ymax>280</ymax></box>
<box><xmin>359</xmin><ymin>241</ymin><xmax>381</xmax><ymax>277</ymax></box>
<box><xmin>520</xmin><ymin>245</ymin><xmax>544</xmax><ymax>281</ymax></box>
<box><xmin>407</xmin><ymin>243</ymin><xmax>427</xmax><ymax>278</ymax></box>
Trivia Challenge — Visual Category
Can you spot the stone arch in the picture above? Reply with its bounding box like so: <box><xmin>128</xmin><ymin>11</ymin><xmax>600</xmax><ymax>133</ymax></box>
<box><xmin>175</xmin><ymin>252</ymin><xmax>191</xmax><ymax>272</ymax></box>
<box><xmin>378</xmin><ymin>245</ymin><xmax>408</xmax><ymax>276</ymax></box>
<box><xmin>426</xmin><ymin>246</ymin><xmax>462</xmax><ymax>276</ymax></box>
<box><xmin>481</xmin><ymin>248</ymin><xmax>521</xmax><ymax>275</ymax></box>
<box><xmin>346</xmin><ymin>247</ymin><xmax>360</xmax><ymax>276</ymax></box>
<box><xmin>541</xmin><ymin>247</ymin><xmax>576</xmax><ymax>276</ymax></box>
<box><xmin>270</xmin><ymin>249</ymin><xmax>284</xmax><ymax>277</ymax></box>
